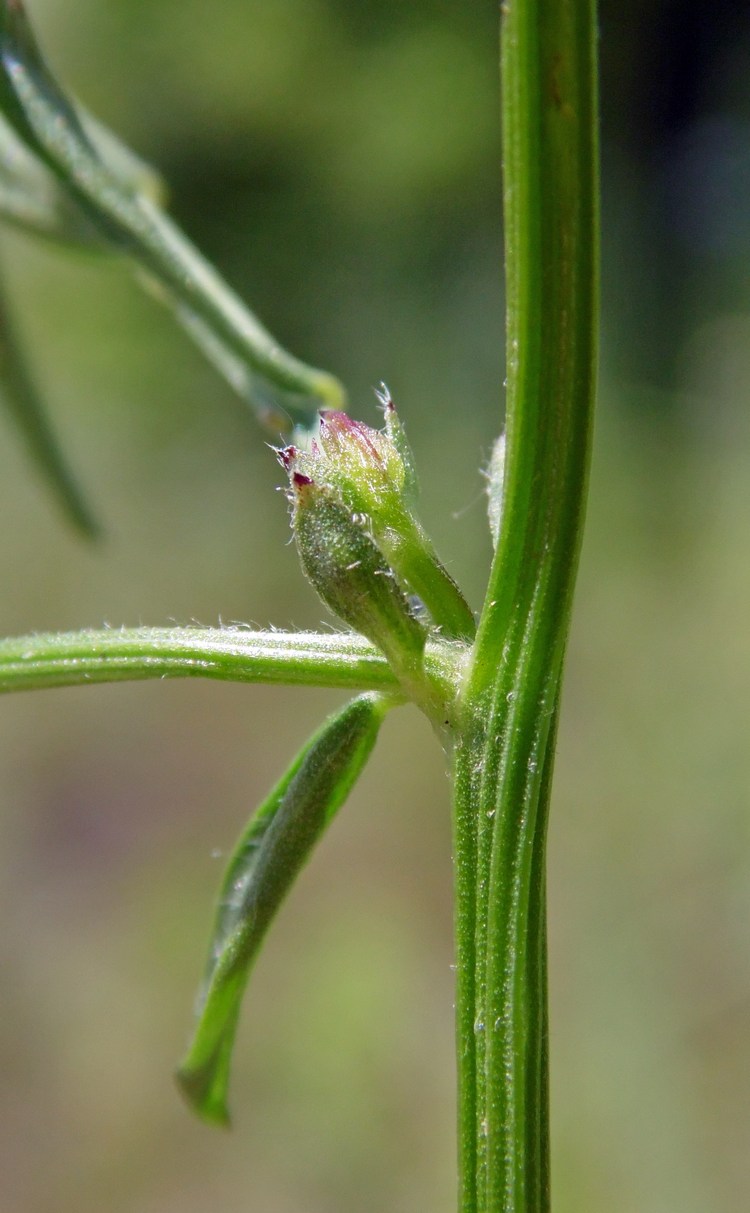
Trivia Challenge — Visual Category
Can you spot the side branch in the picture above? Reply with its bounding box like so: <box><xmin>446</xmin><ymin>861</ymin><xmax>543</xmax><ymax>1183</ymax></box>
<box><xmin>0</xmin><ymin>627</ymin><xmax>401</xmax><ymax>694</ymax></box>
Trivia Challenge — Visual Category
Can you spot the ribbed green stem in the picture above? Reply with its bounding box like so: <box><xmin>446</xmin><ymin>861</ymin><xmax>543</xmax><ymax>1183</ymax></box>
<box><xmin>452</xmin><ymin>669</ymin><xmax>560</xmax><ymax>1213</ymax></box>
<box><xmin>0</xmin><ymin>626</ymin><xmax>467</xmax><ymax>704</ymax></box>
<box><xmin>0</xmin><ymin>627</ymin><xmax>398</xmax><ymax>693</ymax></box>
<box><xmin>451</xmin><ymin>0</ymin><xmax>599</xmax><ymax>1210</ymax></box>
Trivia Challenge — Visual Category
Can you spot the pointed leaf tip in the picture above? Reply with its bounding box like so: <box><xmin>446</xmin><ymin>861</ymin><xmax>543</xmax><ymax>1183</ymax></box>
<box><xmin>176</xmin><ymin>1058</ymin><xmax>232</xmax><ymax>1128</ymax></box>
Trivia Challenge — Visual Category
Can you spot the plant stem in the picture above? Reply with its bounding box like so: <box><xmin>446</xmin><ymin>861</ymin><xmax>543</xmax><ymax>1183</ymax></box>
<box><xmin>0</xmin><ymin>627</ymin><xmax>397</xmax><ymax>693</ymax></box>
<box><xmin>0</xmin><ymin>626</ymin><xmax>465</xmax><ymax>701</ymax></box>
<box><xmin>452</xmin><ymin>0</ymin><xmax>599</xmax><ymax>1209</ymax></box>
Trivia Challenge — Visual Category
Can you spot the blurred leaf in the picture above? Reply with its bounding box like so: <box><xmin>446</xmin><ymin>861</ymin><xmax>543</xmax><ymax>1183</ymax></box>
<box><xmin>0</xmin><ymin>103</ymin><xmax>165</xmax><ymax>250</ymax></box>
<box><xmin>0</xmin><ymin>115</ymin><xmax>101</xmax><ymax>247</ymax></box>
<box><xmin>78</xmin><ymin>106</ymin><xmax>166</xmax><ymax>208</ymax></box>
<box><xmin>0</xmin><ymin>263</ymin><xmax>98</xmax><ymax>536</ymax></box>
<box><xmin>177</xmin><ymin>692</ymin><xmax>389</xmax><ymax>1125</ymax></box>
<box><xmin>0</xmin><ymin>0</ymin><xmax>344</xmax><ymax>432</ymax></box>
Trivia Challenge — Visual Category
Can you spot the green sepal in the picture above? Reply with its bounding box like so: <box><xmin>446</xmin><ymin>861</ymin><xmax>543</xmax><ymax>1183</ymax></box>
<box><xmin>177</xmin><ymin>693</ymin><xmax>388</xmax><ymax>1125</ymax></box>
<box><xmin>292</xmin><ymin>476</ymin><xmax>427</xmax><ymax>678</ymax></box>
<box><xmin>378</xmin><ymin>383</ymin><xmax>419</xmax><ymax>505</ymax></box>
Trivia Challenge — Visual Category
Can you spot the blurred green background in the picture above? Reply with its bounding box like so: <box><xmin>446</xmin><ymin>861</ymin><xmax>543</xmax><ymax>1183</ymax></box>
<box><xmin>1</xmin><ymin>1</ymin><xmax>749</xmax><ymax>1210</ymax></box>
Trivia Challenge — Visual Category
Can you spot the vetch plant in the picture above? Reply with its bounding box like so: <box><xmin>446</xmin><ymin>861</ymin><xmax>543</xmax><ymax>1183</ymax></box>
<box><xmin>0</xmin><ymin>1</ymin><xmax>598</xmax><ymax>1210</ymax></box>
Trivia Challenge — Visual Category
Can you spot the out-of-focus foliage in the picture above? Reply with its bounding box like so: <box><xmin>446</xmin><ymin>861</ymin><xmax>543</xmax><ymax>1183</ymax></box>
<box><xmin>0</xmin><ymin>2</ymin><xmax>748</xmax><ymax>1211</ymax></box>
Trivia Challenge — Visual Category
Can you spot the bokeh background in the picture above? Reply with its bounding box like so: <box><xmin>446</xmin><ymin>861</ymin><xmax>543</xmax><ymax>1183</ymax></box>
<box><xmin>1</xmin><ymin>2</ymin><xmax>749</xmax><ymax>1210</ymax></box>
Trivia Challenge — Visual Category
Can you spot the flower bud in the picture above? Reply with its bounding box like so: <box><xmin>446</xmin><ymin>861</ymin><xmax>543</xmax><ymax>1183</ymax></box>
<box><xmin>280</xmin><ymin>398</ymin><xmax>475</xmax><ymax>641</ymax></box>
<box><xmin>291</xmin><ymin>473</ymin><xmax>426</xmax><ymax>674</ymax></box>
<box><xmin>314</xmin><ymin>408</ymin><xmax>408</xmax><ymax>526</ymax></box>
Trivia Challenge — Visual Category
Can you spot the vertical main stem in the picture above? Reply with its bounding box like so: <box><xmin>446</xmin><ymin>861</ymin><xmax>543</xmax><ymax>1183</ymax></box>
<box><xmin>452</xmin><ymin>1</ymin><xmax>599</xmax><ymax>1211</ymax></box>
<box><xmin>452</xmin><ymin>676</ymin><xmax>561</xmax><ymax>1213</ymax></box>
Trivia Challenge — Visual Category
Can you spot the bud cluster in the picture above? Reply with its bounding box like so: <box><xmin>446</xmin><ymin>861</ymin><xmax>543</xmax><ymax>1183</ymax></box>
<box><xmin>284</xmin><ymin>393</ymin><xmax>413</xmax><ymax>530</ymax></box>
<box><xmin>278</xmin><ymin>390</ymin><xmax>475</xmax><ymax>698</ymax></box>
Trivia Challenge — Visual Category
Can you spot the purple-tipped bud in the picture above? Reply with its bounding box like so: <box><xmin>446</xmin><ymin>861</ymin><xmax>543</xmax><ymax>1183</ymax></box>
<box><xmin>315</xmin><ymin>409</ymin><xmax>405</xmax><ymax>509</ymax></box>
<box><xmin>279</xmin><ymin>405</ymin><xmax>414</xmax><ymax>536</ymax></box>
<box><xmin>379</xmin><ymin>388</ymin><xmax>419</xmax><ymax>504</ymax></box>
<box><xmin>278</xmin><ymin>397</ymin><xmax>475</xmax><ymax>642</ymax></box>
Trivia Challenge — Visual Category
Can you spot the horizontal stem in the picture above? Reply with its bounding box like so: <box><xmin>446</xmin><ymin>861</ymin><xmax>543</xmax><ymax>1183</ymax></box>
<box><xmin>0</xmin><ymin>627</ymin><xmax>400</xmax><ymax>694</ymax></box>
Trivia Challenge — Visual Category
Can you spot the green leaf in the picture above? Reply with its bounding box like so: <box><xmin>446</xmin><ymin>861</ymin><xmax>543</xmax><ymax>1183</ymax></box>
<box><xmin>0</xmin><ymin>117</ymin><xmax>99</xmax><ymax>246</ymax></box>
<box><xmin>0</xmin><ymin>102</ymin><xmax>165</xmax><ymax>250</ymax></box>
<box><xmin>77</xmin><ymin>106</ymin><xmax>166</xmax><ymax>209</ymax></box>
<box><xmin>0</xmin><ymin>263</ymin><xmax>98</xmax><ymax>535</ymax></box>
<box><xmin>177</xmin><ymin>693</ymin><xmax>389</xmax><ymax>1125</ymax></box>
<box><xmin>0</xmin><ymin>0</ymin><xmax>344</xmax><ymax>433</ymax></box>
